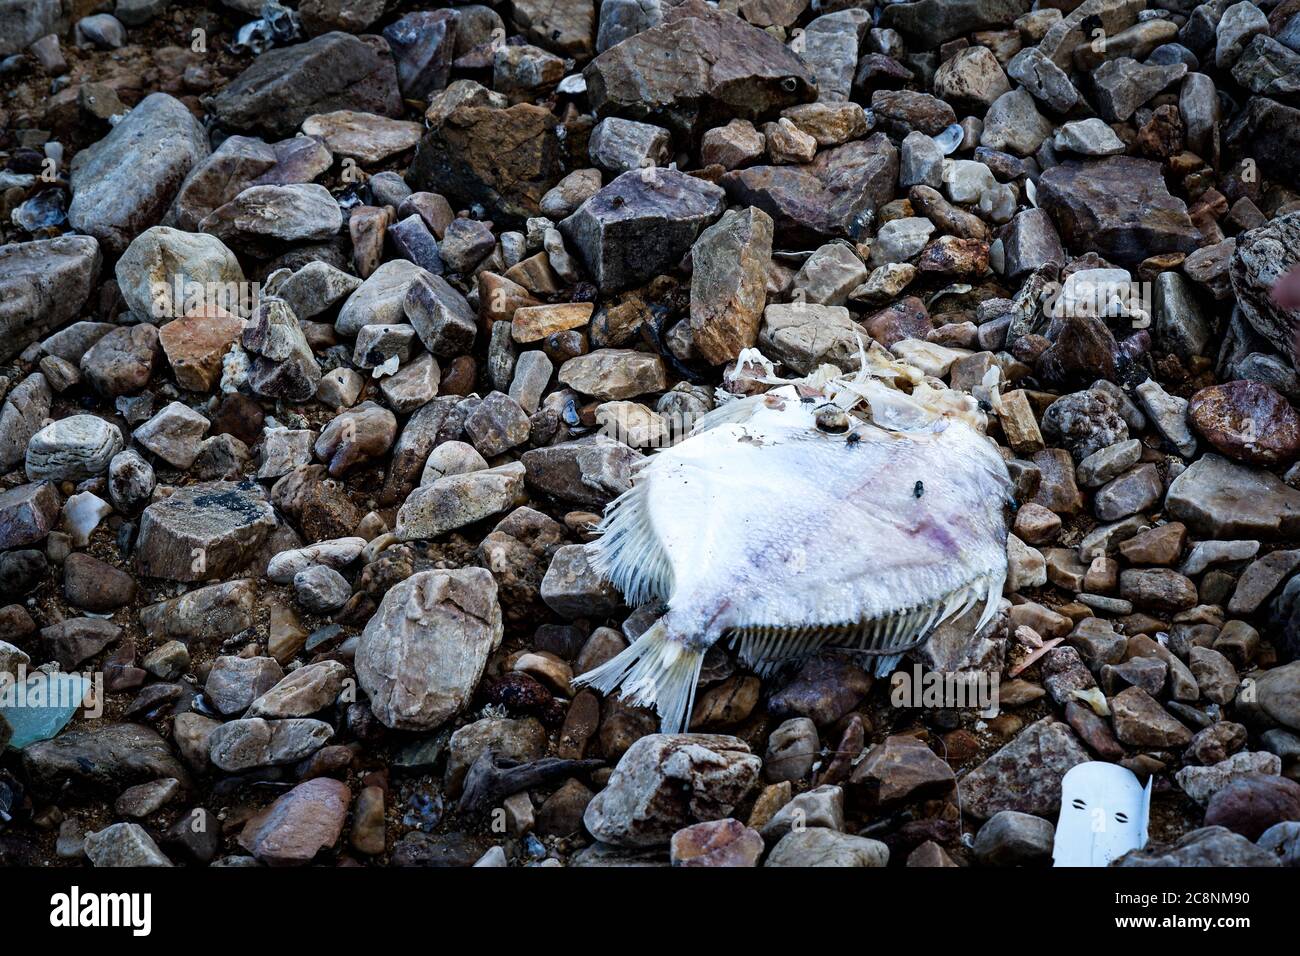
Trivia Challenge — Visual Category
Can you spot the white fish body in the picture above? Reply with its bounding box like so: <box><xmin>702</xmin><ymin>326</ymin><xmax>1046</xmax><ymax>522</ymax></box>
<box><xmin>576</xmin><ymin>359</ymin><xmax>1013</xmax><ymax>732</ymax></box>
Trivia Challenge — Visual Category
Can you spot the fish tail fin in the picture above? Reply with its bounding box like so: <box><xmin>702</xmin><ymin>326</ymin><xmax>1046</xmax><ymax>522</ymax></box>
<box><xmin>573</xmin><ymin>619</ymin><xmax>703</xmax><ymax>734</ymax></box>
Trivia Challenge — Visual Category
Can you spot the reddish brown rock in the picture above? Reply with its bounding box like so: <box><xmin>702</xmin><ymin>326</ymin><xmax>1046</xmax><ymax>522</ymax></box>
<box><xmin>158</xmin><ymin>307</ymin><xmax>245</xmax><ymax>393</ymax></box>
<box><xmin>1188</xmin><ymin>380</ymin><xmax>1300</xmax><ymax>467</ymax></box>
<box><xmin>238</xmin><ymin>777</ymin><xmax>351</xmax><ymax>866</ymax></box>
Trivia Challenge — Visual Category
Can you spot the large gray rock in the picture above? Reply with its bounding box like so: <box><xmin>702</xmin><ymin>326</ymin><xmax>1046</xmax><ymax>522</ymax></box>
<box><xmin>0</xmin><ymin>0</ymin><xmax>64</xmax><ymax>56</ymax></box>
<box><xmin>25</xmin><ymin>415</ymin><xmax>123</xmax><ymax>482</ymax></box>
<box><xmin>22</xmin><ymin>723</ymin><xmax>189</xmax><ymax>798</ymax></box>
<box><xmin>1115</xmin><ymin>825</ymin><xmax>1280</xmax><ymax>867</ymax></box>
<box><xmin>689</xmin><ymin>206</ymin><xmax>773</xmax><ymax>364</ymax></box>
<box><xmin>1230</xmin><ymin>213</ymin><xmax>1300</xmax><ymax>366</ymax></box>
<box><xmin>0</xmin><ymin>373</ymin><xmax>52</xmax><ymax>473</ymax></box>
<box><xmin>355</xmin><ymin>568</ymin><xmax>503</xmax><ymax>730</ymax></box>
<box><xmin>560</xmin><ymin>168</ymin><xmax>725</xmax><ymax>293</ymax></box>
<box><xmin>879</xmin><ymin>0</ymin><xmax>1031</xmax><ymax>44</ymax></box>
<box><xmin>396</xmin><ymin>462</ymin><xmax>527</xmax><ymax>539</ymax></box>
<box><xmin>583</xmin><ymin>0</ymin><xmax>814</xmax><ymax>138</ymax></box>
<box><xmin>1166</xmin><ymin>454</ymin><xmax>1300</xmax><ymax>538</ymax></box>
<box><xmin>136</xmin><ymin>481</ymin><xmax>277</xmax><ymax>581</ymax></box>
<box><xmin>69</xmin><ymin>93</ymin><xmax>210</xmax><ymax>255</ymax></box>
<box><xmin>115</xmin><ymin>226</ymin><xmax>245</xmax><ymax>320</ymax></box>
<box><xmin>207</xmin><ymin>31</ymin><xmax>402</xmax><ymax>136</ymax></box>
<box><xmin>0</xmin><ymin>237</ymin><xmax>102</xmax><ymax>362</ymax></box>
<box><xmin>958</xmin><ymin>717</ymin><xmax>1090</xmax><ymax>819</ymax></box>
<box><xmin>583</xmin><ymin>734</ymin><xmax>762</xmax><ymax>846</ymax></box>
<box><xmin>1037</xmin><ymin>156</ymin><xmax>1199</xmax><ymax>268</ymax></box>
<box><xmin>721</xmin><ymin>135</ymin><xmax>899</xmax><ymax>245</ymax></box>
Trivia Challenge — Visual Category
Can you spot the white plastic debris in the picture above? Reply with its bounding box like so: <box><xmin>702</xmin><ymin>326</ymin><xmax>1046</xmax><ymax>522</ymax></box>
<box><xmin>1052</xmin><ymin>762</ymin><xmax>1152</xmax><ymax>867</ymax></box>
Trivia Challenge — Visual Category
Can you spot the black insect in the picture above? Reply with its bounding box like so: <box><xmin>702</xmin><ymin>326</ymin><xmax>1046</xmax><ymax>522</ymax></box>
<box><xmin>914</xmin><ymin>480</ymin><xmax>925</xmax><ymax>498</ymax></box>
<box><xmin>846</xmin><ymin>431</ymin><xmax>861</xmax><ymax>447</ymax></box>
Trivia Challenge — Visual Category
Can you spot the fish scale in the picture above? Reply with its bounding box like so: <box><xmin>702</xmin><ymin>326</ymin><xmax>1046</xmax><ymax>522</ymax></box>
<box><xmin>576</xmin><ymin>357</ymin><xmax>1014</xmax><ymax>733</ymax></box>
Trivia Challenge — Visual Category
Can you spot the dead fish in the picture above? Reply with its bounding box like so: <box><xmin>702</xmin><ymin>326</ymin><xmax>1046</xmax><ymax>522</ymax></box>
<box><xmin>575</xmin><ymin>355</ymin><xmax>1013</xmax><ymax>732</ymax></box>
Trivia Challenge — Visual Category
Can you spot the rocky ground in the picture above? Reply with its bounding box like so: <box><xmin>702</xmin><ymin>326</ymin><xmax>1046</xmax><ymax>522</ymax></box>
<box><xmin>1</xmin><ymin>0</ymin><xmax>1300</xmax><ymax>869</ymax></box>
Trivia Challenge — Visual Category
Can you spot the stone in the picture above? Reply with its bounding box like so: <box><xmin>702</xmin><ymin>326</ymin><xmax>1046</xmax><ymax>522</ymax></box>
<box><xmin>0</xmin><ymin>373</ymin><xmax>52</xmax><ymax>472</ymax></box>
<box><xmin>1115</xmin><ymin>825</ymin><xmax>1279</xmax><ymax>867</ymax></box>
<box><xmin>243</xmin><ymin>297</ymin><xmax>322</xmax><ymax>402</ymax></box>
<box><xmin>355</xmin><ymin>568</ymin><xmax>503</xmax><ymax>730</ymax></box>
<box><xmin>958</xmin><ymin>717</ymin><xmax>1089</xmax><ymax>819</ymax></box>
<box><xmin>979</xmin><ymin>89</ymin><xmax>1051</xmax><ymax>156</ymax></box>
<box><xmin>136</xmin><ymin>480</ymin><xmax>277</xmax><ymax>581</ymax></box>
<box><xmin>1216</xmin><ymin>0</ymin><xmax>1268</xmax><ymax>68</ymax></box>
<box><xmin>670</xmin><ymin>818</ymin><xmax>764</xmax><ymax>867</ymax></box>
<box><xmin>1054</xmin><ymin>118</ymin><xmax>1126</xmax><ymax>156</ymax></box>
<box><xmin>159</xmin><ymin>307</ymin><xmax>246</xmax><ymax>392</ymax></box>
<box><xmin>69</xmin><ymin>93</ymin><xmax>209</xmax><ymax>254</ymax></box>
<box><xmin>0</xmin><ymin>482</ymin><xmax>61</xmax><ymax>550</ymax></box>
<box><xmin>1111</xmin><ymin>686</ymin><xmax>1193</xmax><ymax>747</ymax></box>
<box><xmin>1092</xmin><ymin>57</ymin><xmax>1186</xmax><ymax>123</ymax></box>
<box><xmin>0</xmin><ymin>238</ymin><xmax>102</xmax><ymax>362</ymax></box>
<box><xmin>116</xmin><ymin>226</ymin><xmax>244</xmax><ymax>322</ymax></box>
<box><xmin>879</xmin><ymin>0</ymin><xmax>1031</xmax><ymax>45</ymax></box>
<box><xmin>134</xmin><ymin>401</ymin><xmax>210</xmax><ymax>470</ymax></box>
<box><xmin>22</xmin><ymin>723</ymin><xmax>188</xmax><ymax>797</ymax></box>
<box><xmin>702</xmin><ymin>120</ymin><xmax>766</xmax><ymax>169</ymax></box>
<box><xmin>1177</xmin><ymin>752</ymin><xmax>1282</xmax><ymax>806</ymax></box>
<box><xmin>84</xmin><ymin>823</ymin><xmax>172</xmax><ymax>867</ymax></box>
<box><xmin>238</xmin><ymin>777</ymin><xmax>350</xmax><ymax>866</ymax></box>
<box><xmin>583</xmin><ymin>1</ymin><xmax>813</xmax><ymax>139</ymax></box>
<box><xmin>1230</xmin><ymin>213</ymin><xmax>1300</xmax><ymax>365</ymax></box>
<box><xmin>1204</xmin><ymin>775</ymin><xmax>1300</xmax><ymax>841</ymax></box>
<box><xmin>1006</xmin><ymin>46</ymin><xmax>1077</xmax><ymax>113</ymax></box>
<box><xmin>1252</xmin><ymin>662</ymin><xmax>1300</xmax><ymax>733</ymax></box>
<box><xmin>1188</xmin><ymin>381</ymin><xmax>1300</xmax><ymax>467</ymax></box>
<box><xmin>689</xmin><ymin>207</ymin><xmax>773</xmax><ymax>364</ymax></box>
<box><xmin>1038</xmin><ymin>157</ymin><xmax>1198</xmax><ymax>269</ymax></box>
<box><xmin>934</xmin><ymin>45</ymin><xmax>1010</xmax><ymax>111</ymax></box>
<box><xmin>559</xmin><ymin>349</ymin><xmax>668</xmax><ymax>400</ymax></box>
<box><xmin>720</xmin><ymin>135</ymin><xmax>898</xmax><ymax>245</ymax></box>
<box><xmin>209</xmin><ymin>32</ymin><xmax>401</xmax><ymax>136</ymax></box>
<box><xmin>1166</xmin><ymin>454</ymin><xmax>1300</xmax><ymax>539</ymax></box>
<box><xmin>80</xmin><ymin>325</ymin><xmax>161</xmax><ymax>398</ymax></box>
<box><xmin>759</xmin><ymin>303</ymin><xmax>861</xmax><ymax>375</ymax></box>
<box><xmin>208</xmin><ymin>716</ymin><xmax>332</xmax><ymax>770</ymax></box>
<box><xmin>397</xmin><ymin>462</ymin><xmax>526</xmax><ymax>539</ymax></box>
<box><xmin>201</xmin><ymin>184</ymin><xmax>342</xmax><ymax>248</ymax></box>
<box><xmin>63</xmin><ymin>553</ymin><xmax>135</xmax><ymax>612</ymax></box>
<box><xmin>405</xmin><ymin>272</ymin><xmax>476</xmax><ymax>357</ymax></box>
<box><xmin>763</xmin><ymin>717</ymin><xmax>818</xmax><ymax>783</ymax></box>
<box><xmin>540</xmin><ymin>544</ymin><xmax>624</xmax><ymax>617</ymax></box>
<box><xmin>521</xmin><ymin>436</ymin><xmax>642</xmax><ymax>506</ymax></box>
<box><xmin>560</xmin><ymin>169</ymin><xmax>725</xmax><ymax>293</ymax></box>
<box><xmin>512</xmin><ymin>303</ymin><xmax>594</xmax><ymax>344</ymax></box>
<box><xmin>850</xmin><ymin>734</ymin><xmax>956</xmax><ymax>807</ymax></box>
<box><xmin>301</xmin><ymin>110</ymin><xmax>421</xmax><ymax>164</ymax></box>
<box><xmin>314</xmin><ymin>402</ymin><xmax>397</xmax><ymax>477</ymax></box>
<box><xmin>275</xmin><ymin>262</ymin><xmax>361</xmax><ymax>321</ymax></box>
<box><xmin>408</xmin><ymin>102</ymin><xmax>561</xmax><ymax>227</ymax></box>
<box><xmin>584</xmin><ymin>733</ymin><xmax>761</xmax><ymax>846</ymax></box>
<box><xmin>1095</xmin><ymin>464</ymin><xmax>1162</xmax><ymax>521</ymax></box>
<box><xmin>973</xmin><ymin>810</ymin><xmax>1055</xmax><ymax>866</ymax></box>
<box><xmin>765</xmin><ymin>828</ymin><xmax>889</xmax><ymax>867</ymax></box>
<box><xmin>589</xmin><ymin>117</ymin><xmax>671</xmax><ymax>175</ymax></box>
<box><xmin>1136</xmin><ymin>378</ymin><xmax>1198</xmax><ymax>458</ymax></box>
<box><xmin>25</xmin><ymin>415</ymin><xmax>123</xmax><ymax>482</ymax></box>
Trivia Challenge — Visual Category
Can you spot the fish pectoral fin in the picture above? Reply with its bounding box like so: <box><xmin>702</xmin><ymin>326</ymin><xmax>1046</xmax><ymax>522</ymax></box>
<box><xmin>573</xmin><ymin>619</ymin><xmax>703</xmax><ymax>735</ymax></box>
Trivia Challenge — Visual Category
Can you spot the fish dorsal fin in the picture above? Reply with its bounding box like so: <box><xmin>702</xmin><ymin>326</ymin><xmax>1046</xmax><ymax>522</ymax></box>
<box><xmin>574</xmin><ymin>619</ymin><xmax>703</xmax><ymax>734</ymax></box>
